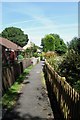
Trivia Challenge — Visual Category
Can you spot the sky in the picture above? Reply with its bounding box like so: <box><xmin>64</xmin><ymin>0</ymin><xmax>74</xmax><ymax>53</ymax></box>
<box><xmin>1</xmin><ymin>2</ymin><xmax>78</xmax><ymax>46</ymax></box>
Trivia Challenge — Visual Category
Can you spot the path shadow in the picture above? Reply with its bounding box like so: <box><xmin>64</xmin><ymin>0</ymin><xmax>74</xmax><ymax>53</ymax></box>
<box><xmin>23</xmin><ymin>81</ymin><xmax>30</xmax><ymax>84</ymax></box>
<box><xmin>2</xmin><ymin>72</ymin><xmax>30</xmax><ymax>117</ymax></box>
<box><xmin>2</xmin><ymin>111</ymin><xmax>48</xmax><ymax>120</ymax></box>
<box><xmin>2</xmin><ymin>91</ymin><xmax>23</xmax><ymax>117</ymax></box>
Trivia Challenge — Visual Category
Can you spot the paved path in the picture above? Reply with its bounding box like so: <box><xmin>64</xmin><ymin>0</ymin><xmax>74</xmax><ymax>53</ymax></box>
<box><xmin>3</xmin><ymin>61</ymin><xmax>54</xmax><ymax>120</ymax></box>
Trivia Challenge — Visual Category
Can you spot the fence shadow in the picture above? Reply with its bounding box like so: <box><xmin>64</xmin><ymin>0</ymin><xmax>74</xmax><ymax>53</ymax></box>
<box><xmin>2</xmin><ymin>111</ymin><xmax>45</xmax><ymax>120</ymax></box>
<box><xmin>43</xmin><ymin>71</ymin><xmax>64</xmax><ymax>120</ymax></box>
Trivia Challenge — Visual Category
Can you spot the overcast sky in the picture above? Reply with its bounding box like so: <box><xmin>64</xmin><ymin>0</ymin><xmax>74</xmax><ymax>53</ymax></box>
<box><xmin>1</xmin><ymin>2</ymin><xmax>78</xmax><ymax>46</ymax></box>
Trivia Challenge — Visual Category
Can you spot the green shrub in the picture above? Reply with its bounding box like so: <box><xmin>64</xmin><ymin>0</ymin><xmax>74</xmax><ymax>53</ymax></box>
<box><xmin>47</xmin><ymin>55</ymin><xmax>63</xmax><ymax>72</ymax></box>
<box><xmin>58</xmin><ymin>50</ymin><xmax>80</xmax><ymax>91</ymax></box>
<box><xmin>33</xmin><ymin>52</ymin><xmax>39</xmax><ymax>58</ymax></box>
<box><xmin>18</xmin><ymin>54</ymin><xmax>24</xmax><ymax>60</ymax></box>
<box><xmin>45</xmin><ymin>37</ymin><xmax>80</xmax><ymax>92</ymax></box>
<box><xmin>73</xmin><ymin>80</ymin><xmax>80</xmax><ymax>92</ymax></box>
<box><xmin>44</xmin><ymin>51</ymin><xmax>57</xmax><ymax>59</ymax></box>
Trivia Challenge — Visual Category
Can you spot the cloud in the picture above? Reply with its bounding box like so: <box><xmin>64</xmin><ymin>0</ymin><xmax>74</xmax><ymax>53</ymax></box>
<box><xmin>2</xmin><ymin>2</ymin><xmax>77</xmax><ymax>33</ymax></box>
<box><xmin>8</xmin><ymin>3</ymin><xmax>56</xmax><ymax>28</ymax></box>
<box><xmin>22</xmin><ymin>23</ymin><xmax>77</xmax><ymax>31</ymax></box>
<box><xmin>4</xmin><ymin>19</ymin><xmax>36</xmax><ymax>26</ymax></box>
<box><xmin>22</xmin><ymin>22</ymin><xmax>78</xmax><ymax>46</ymax></box>
<box><xmin>1</xmin><ymin>2</ymin><xmax>78</xmax><ymax>46</ymax></box>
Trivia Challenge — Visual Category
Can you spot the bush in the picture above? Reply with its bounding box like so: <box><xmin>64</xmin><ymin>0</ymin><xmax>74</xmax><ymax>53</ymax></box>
<box><xmin>44</xmin><ymin>51</ymin><xmax>57</xmax><ymax>59</ymax></box>
<box><xmin>58</xmin><ymin>50</ymin><xmax>80</xmax><ymax>90</ymax></box>
<box><xmin>33</xmin><ymin>52</ymin><xmax>39</xmax><ymax>58</ymax></box>
<box><xmin>73</xmin><ymin>80</ymin><xmax>80</xmax><ymax>92</ymax></box>
<box><xmin>18</xmin><ymin>54</ymin><xmax>24</xmax><ymax>60</ymax></box>
<box><xmin>46</xmin><ymin>37</ymin><xmax>80</xmax><ymax>92</ymax></box>
<box><xmin>38</xmin><ymin>53</ymin><xmax>42</xmax><ymax>60</ymax></box>
<box><xmin>47</xmin><ymin>55</ymin><xmax>63</xmax><ymax>72</ymax></box>
<box><xmin>68</xmin><ymin>37</ymin><xmax>80</xmax><ymax>54</ymax></box>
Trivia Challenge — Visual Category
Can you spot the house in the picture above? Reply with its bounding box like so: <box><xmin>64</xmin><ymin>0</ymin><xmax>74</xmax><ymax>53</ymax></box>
<box><xmin>0</xmin><ymin>37</ymin><xmax>23</xmax><ymax>51</ymax></box>
<box><xmin>0</xmin><ymin>37</ymin><xmax>23</xmax><ymax>64</ymax></box>
<box><xmin>23</xmin><ymin>41</ymin><xmax>34</xmax><ymax>50</ymax></box>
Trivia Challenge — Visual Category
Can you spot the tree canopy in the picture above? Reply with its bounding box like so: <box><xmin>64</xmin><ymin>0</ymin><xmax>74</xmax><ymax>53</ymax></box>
<box><xmin>1</xmin><ymin>27</ymin><xmax>29</xmax><ymax>47</ymax></box>
<box><xmin>41</xmin><ymin>33</ymin><xmax>67</xmax><ymax>54</ymax></box>
<box><xmin>41</xmin><ymin>34</ymin><xmax>55</xmax><ymax>52</ymax></box>
<box><xmin>58</xmin><ymin>37</ymin><xmax>80</xmax><ymax>91</ymax></box>
<box><xmin>68</xmin><ymin>37</ymin><xmax>80</xmax><ymax>54</ymax></box>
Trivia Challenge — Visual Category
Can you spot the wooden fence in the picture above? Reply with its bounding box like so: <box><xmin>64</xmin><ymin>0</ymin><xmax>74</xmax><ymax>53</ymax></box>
<box><xmin>44</xmin><ymin>61</ymin><xmax>80</xmax><ymax>120</ymax></box>
<box><xmin>2</xmin><ymin>58</ymin><xmax>32</xmax><ymax>94</ymax></box>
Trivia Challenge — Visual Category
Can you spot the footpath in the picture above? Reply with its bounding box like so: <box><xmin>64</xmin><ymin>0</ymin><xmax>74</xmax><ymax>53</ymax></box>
<box><xmin>2</xmin><ymin>61</ymin><xmax>54</xmax><ymax>120</ymax></box>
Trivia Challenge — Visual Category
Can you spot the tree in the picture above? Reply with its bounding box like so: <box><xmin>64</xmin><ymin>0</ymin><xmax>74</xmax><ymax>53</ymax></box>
<box><xmin>41</xmin><ymin>33</ymin><xmax>67</xmax><ymax>54</ymax></box>
<box><xmin>68</xmin><ymin>37</ymin><xmax>80</xmax><ymax>54</ymax></box>
<box><xmin>41</xmin><ymin>34</ymin><xmax>55</xmax><ymax>52</ymax></box>
<box><xmin>50</xmin><ymin>34</ymin><xmax>67</xmax><ymax>54</ymax></box>
<box><xmin>58</xmin><ymin>49</ymin><xmax>80</xmax><ymax>90</ymax></box>
<box><xmin>58</xmin><ymin>37</ymin><xmax>80</xmax><ymax>92</ymax></box>
<box><xmin>1</xmin><ymin>27</ymin><xmax>29</xmax><ymax>47</ymax></box>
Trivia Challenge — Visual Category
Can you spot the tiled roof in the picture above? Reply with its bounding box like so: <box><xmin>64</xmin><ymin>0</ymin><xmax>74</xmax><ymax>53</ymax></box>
<box><xmin>0</xmin><ymin>37</ymin><xmax>23</xmax><ymax>51</ymax></box>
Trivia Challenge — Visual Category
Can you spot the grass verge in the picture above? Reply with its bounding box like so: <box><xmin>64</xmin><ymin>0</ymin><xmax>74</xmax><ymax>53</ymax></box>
<box><xmin>41</xmin><ymin>72</ymin><xmax>46</xmax><ymax>87</ymax></box>
<box><xmin>2</xmin><ymin>65</ymin><xmax>33</xmax><ymax>109</ymax></box>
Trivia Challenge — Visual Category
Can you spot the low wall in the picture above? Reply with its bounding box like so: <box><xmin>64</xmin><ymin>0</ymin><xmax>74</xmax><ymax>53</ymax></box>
<box><xmin>18</xmin><ymin>58</ymin><xmax>32</xmax><ymax>70</ymax></box>
<box><xmin>2</xmin><ymin>58</ymin><xmax>32</xmax><ymax>94</ymax></box>
<box><xmin>31</xmin><ymin>57</ymin><xmax>40</xmax><ymax>65</ymax></box>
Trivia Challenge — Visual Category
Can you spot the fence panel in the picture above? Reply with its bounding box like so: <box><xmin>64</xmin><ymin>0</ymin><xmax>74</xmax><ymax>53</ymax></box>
<box><xmin>44</xmin><ymin>61</ymin><xmax>80</xmax><ymax>120</ymax></box>
<box><xmin>2</xmin><ymin>58</ymin><xmax>32</xmax><ymax>94</ymax></box>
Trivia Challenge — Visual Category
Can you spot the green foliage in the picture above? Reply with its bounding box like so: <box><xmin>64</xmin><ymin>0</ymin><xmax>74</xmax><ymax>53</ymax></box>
<box><xmin>38</xmin><ymin>53</ymin><xmax>44</xmax><ymax>60</ymax></box>
<box><xmin>33</xmin><ymin>52</ymin><xmax>39</xmax><ymax>58</ymax></box>
<box><xmin>32</xmin><ymin>44</ymin><xmax>38</xmax><ymax>53</ymax></box>
<box><xmin>57</xmin><ymin>37</ymin><xmax>80</xmax><ymax>92</ymax></box>
<box><xmin>1</xmin><ymin>27</ymin><xmax>29</xmax><ymax>47</ymax></box>
<box><xmin>25</xmin><ymin>43</ymin><xmax>39</xmax><ymax>58</ymax></box>
<box><xmin>68</xmin><ymin>37</ymin><xmax>77</xmax><ymax>50</ymax></box>
<box><xmin>41</xmin><ymin>34</ymin><xmax>55</xmax><ymax>52</ymax></box>
<box><xmin>44</xmin><ymin>36</ymin><xmax>80</xmax><ymax>92</ymax></box>
<box><xmin>50</xmin><ymin>34</ymin><xmax>67</xmax><ymax>54</ymax></box>
<box><xmin>44</xmin><ymin>51</ymin><xmax>57</xmax><ymax>59</ymax></box>
<box><xmin>73</xmin><ymin>80</ymin><xmax>80</xmax><ymax>92</ymax></box>
<box><xmin>68</xmin><ymin>37</ymin><xmax>80</xmax><ymax>54</ymax></box>
<box><xmin>47</xmin><ymin>55</ymin><xmax>63</xmax><ymax>72</ymax></box>
<box><xmin>58</xmin><ymin>50</ymin><xmax>80</xmax><ymax>91</ymax></box>
<box><xmin>25</xmin><ymin>48</ymin><xmax>32</xmax><ymax>58</ymax></box>
<box><xmin>18</xmin><ymin>54</ymin><xmax>24</xmax><ymax>60</ymax></box>
<box><xmin>41</xmin><ymin>33</ymin><xmax>67</xmax><ymax>54</ymax></box>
